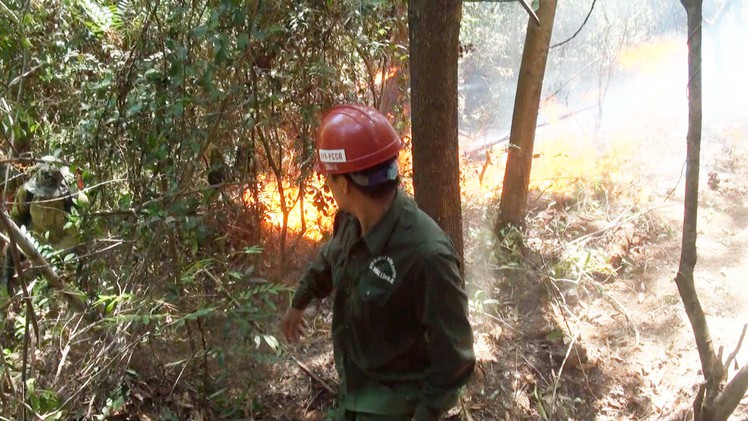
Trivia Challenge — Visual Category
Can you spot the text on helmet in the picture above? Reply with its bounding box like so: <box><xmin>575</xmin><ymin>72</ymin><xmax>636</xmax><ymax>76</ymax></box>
<box><xmin>319</xmin><ymin>149</ymin><xmax>347</xmax><ymax>163</ymax></box>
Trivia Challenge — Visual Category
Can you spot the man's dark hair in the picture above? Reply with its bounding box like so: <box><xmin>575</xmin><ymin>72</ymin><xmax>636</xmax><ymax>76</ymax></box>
<box><xmin>336</xmin><ymin>157</ymin><xmax>400</xmax><ymax>199</ymax></box>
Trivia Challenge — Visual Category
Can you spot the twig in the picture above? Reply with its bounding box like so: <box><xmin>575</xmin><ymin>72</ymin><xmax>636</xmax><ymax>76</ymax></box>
<box><xmin>723</xmin><ymin>323</ymin><xmax>747</xmax><ymax>377</ymax></box>
<box><xmin>6</xmin><ymin>64</ymin><xmax>44</xmax><ymax>91</ymax></box>
<box><xmin>460</xmin><ymin>393</ymin><xmax>475</xmax><ymax>421</ymax></box>
<box><xmin>53</xmin><ymin>345</ymin><xmax>71</xmax><ymax>385</ymax></box>
<box><xmin>6</xmin><ymin>225</ymin><xmax>40</xmax><ymax>344</ymax></box>
<box><xmin>591</xmin><ymin>281</ymin><xmax>640</xmax><ymax>344</ymax></box>
<box><xmin>550</xmin><ymin>334</ymin><xmax>576</xmax><ymax>415</ymax></box>
<box><xmin>0</xmin><ymin>0</ymin><xmax>18</xmax><ymax>23</ymax></box>
<box><xmin>21</xmin><ymin>307</ymin><xmax>30</xmax><ymax>421</ymax></box>
<box><xmin>59</xmin><ymin>330</ymin><xmax>145</xmax><ymax>408</ymax></box>
<box><xmin>476</xmin><ymin>307</ymin><xmax>521</xmax><ymax>334</ymax></box>
<box><xmin>168</xmin><ymin>359</ymin><xmax>190</xmax><ymax>398</ymax></box>
<box><xmin>570</xmin><ymin>204</ymin><xmax>672</xmax><ymax>246</ymax></box>
<box><xmin>517</xmin><ymin>0</ymin><xmax>540</xmax><ymax>27</ymax></box>
<box><xmin>203</xmin><ymin>269</ymin><xmax>240</xmax><ymax>308</ymax></box>
<box><xmin>551</xmin><ymin>0</ymin><xmax>597</xmax><ymax>49</ymax></box>
<box><xmin>288</xmin><ymin>354</ymin><xmax>336</xmax><ymax>396</ymax></box>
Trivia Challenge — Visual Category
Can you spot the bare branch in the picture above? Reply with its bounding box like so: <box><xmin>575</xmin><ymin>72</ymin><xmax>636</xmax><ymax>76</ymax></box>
<box><xmin>517</xmin><ymin>0</ymin><xmax>540</xmax><ymax>27</ymax></box>
<box><xmin>6</xmin><ymin>64</ymin><xmax>44</xmax><ymax>92</ymax></box>
<box><xmin>724</xmin><ymin>324</ymin><xmax>747</xmax><ymax>377</ymax></box>
<box><xmin>0</xmin><ymin>0</ymin><xmax>18</xmax><ymax>23</ymax></box>
<box><xmin>551</xmin><ymin>0</ymin><xmax>597</xmax><ymax>49</ymax></box>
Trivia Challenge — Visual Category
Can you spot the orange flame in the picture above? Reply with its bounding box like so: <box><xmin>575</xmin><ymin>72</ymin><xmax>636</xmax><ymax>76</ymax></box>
<box><xmin>243</xmin><ymin>175</ymin><xmax>335</xmax><ymax>242</ymax></box>
<box><xmin>374</xmin><ymin>66</ymin><xmax>399</xmax><ymax>86</ymax></box>
<box><xmin>618</xmin><ymin>37</ymin><xmax>684</xmax><ymax>74</ymax></box>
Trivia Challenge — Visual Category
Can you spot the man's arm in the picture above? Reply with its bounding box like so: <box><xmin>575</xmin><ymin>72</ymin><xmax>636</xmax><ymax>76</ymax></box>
<box><xmin>282</xmin><ymin>212</ymin><xmax>346</xmax><ymax>342</ymax></box>
<box><xmin>414</xmin><ymin>249</ymin><xmax>475</xmax><ymax>421</ymax></box>
<box><xmin>290</xmin><ymin>210</ymin><xmax>350</xmax><ymax>309</ymax></box>
<box><xmin>291</xmin><ymin>238</ymin><xmax>336</xmax><ymax>310</ymax></box>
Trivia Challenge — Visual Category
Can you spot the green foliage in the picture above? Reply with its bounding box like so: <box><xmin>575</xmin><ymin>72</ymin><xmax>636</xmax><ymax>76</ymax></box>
<box><xmin>1</xmin><ymin>0</ymin><xmax>406</xmax><ymax>416</ymax></box>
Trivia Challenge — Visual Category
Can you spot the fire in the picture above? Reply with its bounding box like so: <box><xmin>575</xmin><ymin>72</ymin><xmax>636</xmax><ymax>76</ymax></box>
<box><xmin>617</xmin><ymin>37</ymin><xmax>684</xmax><ymax>74</ymax></box>
<box><xmin>246</xmin><ymin>127</ymin><xmax>637</xmax><ymax>247</ymax></box>
<box><xmin>374</xmin><ymin>66</ymin><xmax>399</xmax><ymax>86</ymax></box>
<box><xmin>242</xmin><ymin>175</ymin><xmax>335</xmax><ymax>242</ymax></box>
<box><xmin>460</xmin><ymin>133</ymin><xmax>640</xmax><ymax>208</ymax></box>
<box><xmin>244</xmin><ymin>132</ymin><xmax>415</xmax><ymax>243</ymax></box>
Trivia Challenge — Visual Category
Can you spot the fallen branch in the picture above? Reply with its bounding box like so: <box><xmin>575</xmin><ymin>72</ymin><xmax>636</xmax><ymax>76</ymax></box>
<box><xmin>288</xmin><ymin>354</ymin><xmax>337</xmax><ymax>396</ymax></box>
<box><xmin>570</xmin><ymin>204</ymin><xmax>673</xmax><ymax>247</ymax></box>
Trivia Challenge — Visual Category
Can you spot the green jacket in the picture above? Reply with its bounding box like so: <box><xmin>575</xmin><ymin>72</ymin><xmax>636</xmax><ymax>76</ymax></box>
<box><xmin>292</xmin><ymin>190</ymin><xmax>475</xmax><ymax>419</ymax></box>
<box><xmin>10</xmin><ymin>184</ymin><xmax>86</xmax><ymax>250</ymax></box>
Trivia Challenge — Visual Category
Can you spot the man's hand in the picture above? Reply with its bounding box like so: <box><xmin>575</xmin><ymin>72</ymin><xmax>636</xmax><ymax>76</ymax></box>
<box><xmin>281</xmin><ymin>307</ymin><xmax>307</xmax><ymax>343</ymax></box>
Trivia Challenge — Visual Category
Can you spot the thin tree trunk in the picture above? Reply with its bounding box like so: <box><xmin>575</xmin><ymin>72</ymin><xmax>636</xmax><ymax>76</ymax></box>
<box><xmin>675</xmin><ymin>0</ymin><xmax>720</xmax><ymax>408</ymax></box>
<box><xmin>408</xmin><ymin>0</ymin><xmax>464</xmax><ymax>261</ymax></box>
<box><xmin>497</xmin><ymin>0</ymin><xmax>558</xmax><ymax>231</ymax></box>
<box><xmin>676</xmin><ymin>1</ymin><xmax>748</xmax><ymax>419</ymax></box>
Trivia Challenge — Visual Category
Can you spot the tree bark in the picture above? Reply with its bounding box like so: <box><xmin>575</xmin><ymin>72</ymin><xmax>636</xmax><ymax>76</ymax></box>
<box><xmin>408</xmin><ymin>0</ymin><xmax>464</xmax><ymax>261</ymax></box>
<box><xmin>497</xmin><ymin>0</ymin><xmax>558</xmax><ymax>231</ymax></box>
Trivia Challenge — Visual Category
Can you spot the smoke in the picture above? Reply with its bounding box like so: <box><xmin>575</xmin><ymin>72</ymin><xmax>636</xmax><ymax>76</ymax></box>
<box><xmin>459</xmin><ymin>0</ymin><xmax>748</xmax><ymax>197</ymax></box>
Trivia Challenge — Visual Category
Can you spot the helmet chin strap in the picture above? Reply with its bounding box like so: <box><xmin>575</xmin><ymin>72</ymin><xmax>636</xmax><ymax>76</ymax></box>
<box><xmin>348</xmin><ymin>160</ymin><xmax>399</xmax><ymax>187</ymax></box>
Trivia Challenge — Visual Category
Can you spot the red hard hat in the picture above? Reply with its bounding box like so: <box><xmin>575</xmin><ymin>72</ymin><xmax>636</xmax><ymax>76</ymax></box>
<box><xmin>315</xmin><ymin>104</ymin><xmax>402</xmax><ymax>174</ymax></box>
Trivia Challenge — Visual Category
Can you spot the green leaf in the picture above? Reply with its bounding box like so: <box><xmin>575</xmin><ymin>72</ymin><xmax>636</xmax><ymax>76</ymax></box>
<box><xmin>192</xmin><ymin>25</ymin><xmax>208</xmax><ymax>38</ymax></box>
<box><xmin>188</xmin><ymin>140</ymin><xmax>201</xmax><ymax>154</ymax></box>
<box><xmin>263</xmin><ymin>335</ymin><xmax>280</xmax><ymax>352</ymax></box>
<box><xmin>126</xmin><ymin>103</ymin><xmax>143</xmax><ymax>117</ymax></box>
<box><xmin>237</xmin><ymin>33</ymin><xmax>249</xmax><ymax>50</ymax></box>
<box><xmin>545</xmin><ymin>329</ymin><xmax>564</xmax><ymax>342</ymax></box>
<box><xmin>145</xmin><ymin>68</ymin><xmax>163</xmax><ymax>81</ymax></box>
<box><xmin>170</xmin><ymin>102</ymin><xmax>184</xmax><ymax>117</ymax></box>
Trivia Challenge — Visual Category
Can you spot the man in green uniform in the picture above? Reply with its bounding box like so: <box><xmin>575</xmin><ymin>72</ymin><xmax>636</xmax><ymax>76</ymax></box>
<box><xmin>1</xmin><ymin>157</ymin><xmax>87</xmax><ymax>294</ymax></box>
<box><xmin>282</xmin><ymin>104</ymin><xmax>475</xmax><ymax>421</ymax></box>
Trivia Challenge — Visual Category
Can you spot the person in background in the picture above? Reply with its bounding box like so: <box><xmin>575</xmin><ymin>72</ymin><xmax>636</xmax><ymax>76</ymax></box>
<box><xmin>1</xmin><ymin>157</ymin><xmax>87</xmax><ymax>295</ymax></box>
<box><xmin>282</xmin><ymin>104</ymin><xmax>475</xmax><ymax>421</ymax></box>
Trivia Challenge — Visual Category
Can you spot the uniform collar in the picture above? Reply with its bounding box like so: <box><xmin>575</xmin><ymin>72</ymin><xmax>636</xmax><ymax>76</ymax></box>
<box><xmin>362</xmin><ymin>189</ymin><xmax>412</xmax><ymax>256</ymax></box>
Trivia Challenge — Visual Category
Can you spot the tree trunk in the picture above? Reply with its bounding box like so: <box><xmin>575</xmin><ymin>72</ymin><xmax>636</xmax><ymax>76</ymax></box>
<box><xmin>677</xmin><ymin>1</ymin><xmax>748</xmax><ymax>419</ymax></box>
<box><xmin>497</xmin><ymin>0</ymin><xmax>557</xmax><ymax>231</ymax></box>
<box><xmin>408</xmin><ymin>0</ymin><xmax>464</xmax><ymax>261</ymax></box>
